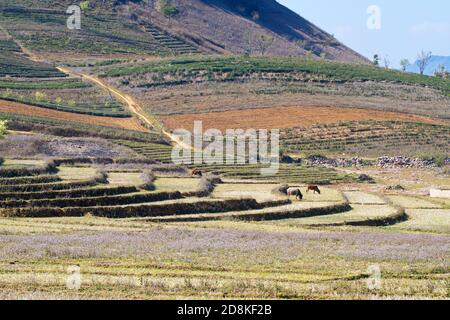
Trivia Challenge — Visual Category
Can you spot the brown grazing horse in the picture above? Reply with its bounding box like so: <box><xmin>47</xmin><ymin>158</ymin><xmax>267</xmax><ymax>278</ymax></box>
<box><xmin>287</xmin><ymin>188</ymin><xmax>303</xmax><ymax>200</ymax></box>
<box><xmin>306</xmin><ymin>185</ymin><xmax>321</xmax><ymax>194</ymax></box>
<box><xmin>191</xmin><ymin>169</ymin><xmax>203</xmax><ymax>177</ymax></box>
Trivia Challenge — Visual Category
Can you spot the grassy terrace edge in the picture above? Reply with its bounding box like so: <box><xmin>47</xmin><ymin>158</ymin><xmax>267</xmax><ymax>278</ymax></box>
<box><xmin>101</xmin><ymin>55</ymin><xmax>450</xmax><ymax>96</ymax></box>
<box><xmin>0</xmin><ymin>111</ymin><xmax>167</xmax><ymax>144</ymax></box>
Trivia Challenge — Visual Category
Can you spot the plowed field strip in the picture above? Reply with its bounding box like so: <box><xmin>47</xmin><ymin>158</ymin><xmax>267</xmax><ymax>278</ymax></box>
<box><xmin>0</xmin><ymin>100</ymin><xmax>148</xmax><ymax>132</ymax></box>
<box><xmin>160</xmin><ymin>106</ymin><xmax>449</xmax><ymax>131</ymax></box>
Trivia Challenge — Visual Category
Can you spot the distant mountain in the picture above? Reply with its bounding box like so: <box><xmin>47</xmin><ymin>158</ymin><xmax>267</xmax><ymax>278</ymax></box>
<box><xmin>406</xmin><ymin>55</ymin><xmax>450</xmax><ymax>76</ymax></box>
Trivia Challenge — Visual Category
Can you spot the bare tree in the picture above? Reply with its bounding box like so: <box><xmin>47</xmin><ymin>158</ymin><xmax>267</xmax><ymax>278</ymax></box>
<box><xmin>383</xmin><ymin>55</ymin><xmax>390</xmax><ymax>69</ymax></box>
<box><xmin>255</xmin><ymin>34</ymin><xmax>274</xmax><ymax>56</ymax></box>
<box><xmin>416</xmin><ymin>50</ymin><xmax>432</xmax><ymax>75</ymax></box>
<box><xmin>400</xmin><ymin>59</ymin><xmax>410</xmax><ymax>72</ymax></box>
<box><xmin>434</xmin><ymin>64</ymin><xmax>449</xmax><ymax>79</ymax></box>
<box><xmin>243</xmin><ymin>31</ymin><xmax>254</xmax><ymax>55</ymax></box>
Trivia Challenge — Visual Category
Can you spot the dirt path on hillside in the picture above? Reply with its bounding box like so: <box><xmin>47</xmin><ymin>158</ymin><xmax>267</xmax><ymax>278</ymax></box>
<box><xmin>56</xmin><ymin>67</ymin><xmax>194</xmax><ymax>150</ymax></box>
<box><xmin>0</xmin><ymin>28</ymin><xmax>149</xmax><ymax>133</ymax></box>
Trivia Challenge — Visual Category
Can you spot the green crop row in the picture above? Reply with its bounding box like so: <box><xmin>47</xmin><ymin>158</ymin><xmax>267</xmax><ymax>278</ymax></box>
<box><xmin>0</xmin><ymin>191</ymin><xmax>182</xmax><ymax>208</ymax></box>
<box><xmin>0</xmin><ymin>78</ymin><xmax>90</xmax><ymax>90</ymax></box>
<box><xmin>0</xmin><ymin>198</ymin><xmax>261</xmax><ymax>218</ymax></box>
<box><xmin>0</xmin><ymin>94</ymin><xmax>131</xmax><ymax>117</ymax></box>
<box><xmin>0</xmin><ymin>52</ymin><xmax>65</xmax><ymax>78</ymax></box>
<box><xmin>0</xmin><ymin>7</ymin><xmax>195</xmax><ymax>56</ymax></box>
<box><xmin>281</xmin><ymin>121</ymin><xmax>450</xmax><ymax>156</ymax></box>
<box><xmin>0</xmin><ymin>185</ymin><xmax>138</xmax><ymax>201</ymax></box>
<box><xmin>0</xmin><ymin>111</ymin><xmax>167</xmax><ymax>144</ymax></box>
<box><xmin>0</xmin><ymin>39</ymin><xmax>21</xmax><ymax>52</ymax></box>
<box><xmin>0</xmin><ymin>178</ymin><xmax>98</xmax><ymax>193</ymax></box>
<box><xmin>102</xmin><ymin>55</ymin><xmax>450</xmax><ymax>95</ymax></box>
<box><xmin>0</xmin><ymin>174</ymin><xmax>61</xmax><ymax>186</ymax></box>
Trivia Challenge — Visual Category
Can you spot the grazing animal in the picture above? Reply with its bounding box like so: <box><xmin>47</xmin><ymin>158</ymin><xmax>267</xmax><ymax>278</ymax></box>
<box><xmin>287</xmin><ymin>188</ymin><xmax>303</xmax><ymax>200</ymax></box>
<box><xmin>191</xmin><ymin>169</ymin><xmax>203</xmax><ymax>177</ymax></box>
<box><xmin>307</xmin><ymin>185</ymin><xmax>321</xmax><ymax>194</ymax></box>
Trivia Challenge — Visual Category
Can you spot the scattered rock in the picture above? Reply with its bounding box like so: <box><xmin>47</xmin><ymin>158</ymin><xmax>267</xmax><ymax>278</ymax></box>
<box><xmin>304</xmin><ymin>155</ymin><xmax>368</xmax><ymax>168</ymax></box>
<box><xmin>357</xmin><ymin>174</ymin><xmax>374</xmax><ymax>183</ymax></box>
<box><xmin>377</xmin><ymin>156</ymin><xmax>438</xmax><ymax>169</ymax></box>
<box><xmin>281</xmin><ymin>155</ymin><xmax>301</xmax><ymax>164</ymax></box>
<box><xmin>385</xmin><ymin>185</ymin><xmax>405</xmax><ymax>191</ymax></box>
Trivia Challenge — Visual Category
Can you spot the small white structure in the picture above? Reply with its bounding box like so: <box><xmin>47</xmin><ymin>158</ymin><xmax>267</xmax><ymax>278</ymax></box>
<box><xmin>430</xmin><ymin>188</ymin><xmax>450</xmax><ymax>198</ymax></box>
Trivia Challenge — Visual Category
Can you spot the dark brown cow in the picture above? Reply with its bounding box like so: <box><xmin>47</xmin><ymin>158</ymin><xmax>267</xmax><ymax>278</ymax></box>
<box><xmin>191</xmin><ymin>169</ymin><xmax>203</xmax><ymax>177</ymax></box>
<box><xmin>287</xmin><ymin>188</ymin><xmax>303</xmax><ymax>200</ymax></box>
<box><xmin>306</xmin><ymin>185</ymin><xmax>321</xmax><ymax>194</ymax></box>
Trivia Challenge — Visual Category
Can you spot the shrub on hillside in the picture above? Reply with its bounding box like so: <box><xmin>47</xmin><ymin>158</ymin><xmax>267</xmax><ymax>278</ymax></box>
<box><xmin>188</xmin><ymin>176</ymin><xmax>222</xmax><ymax>197</ymax></box>
<box><xmin>157</xmin><ymin>0</ymin><xmax>179</xmax><ymax>17</ymax></box>
<box><xmin>0</xmin><ymin>120</ymin><xmax>7</xmax><ymax>139</ymax></box>
<box><xmin>139</xmin><ymin>170</ymin><xmax>156</xmax><ymax>191</ymax></box>
<box><xmin>271</xmin><ymin>184</ymin><xmax>289</xmax><ymax>195</ymax></box>
<box><xmin>94</xmin><ymin>170</ymin><xmax>109</xmax><ymax>184</ymax></box>
<box><xmin>417</xmin><ymin>150</ymin><xmax>448</xmax><ymax>167</ymax></box>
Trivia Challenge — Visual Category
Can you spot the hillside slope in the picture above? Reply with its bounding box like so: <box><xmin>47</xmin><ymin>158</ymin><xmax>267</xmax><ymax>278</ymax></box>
<box><xmin>130</xmin><ymin>0</ymin><xmax>368</xmax><ymax>62</ymax></box>
<box><xmin>0</xmin><ymin>0</ymin><xmax>367</xmax><ymax>63</ymax></box>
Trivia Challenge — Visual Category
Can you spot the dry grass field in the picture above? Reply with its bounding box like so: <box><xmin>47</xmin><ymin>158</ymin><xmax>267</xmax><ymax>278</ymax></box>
<box><xmin>0</xmin><ymin>159</ymin><xmax>448</xmax><ymax>300</ymax></box>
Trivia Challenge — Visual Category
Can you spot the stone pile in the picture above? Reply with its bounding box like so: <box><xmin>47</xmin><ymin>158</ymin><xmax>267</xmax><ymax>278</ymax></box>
<box><xmin>376</xmin><ymin>156</ymin><xmax>436</xmax><ymax>168</ymax></box>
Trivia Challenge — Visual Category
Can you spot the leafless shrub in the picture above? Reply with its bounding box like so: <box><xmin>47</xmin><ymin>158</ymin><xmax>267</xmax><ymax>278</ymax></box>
<box><xmin>139</xmin><ymin>170</ymin><xmax>156</xmax><ymax>191</ymax></box>
<box><xmin>94</xmin><ymin>170</ymin><xmax>109</xmax><ymax>184</ymax></box>
<box><xmin>271</xmin><ymin>184</ymin><xmax>289</xmax><ymax>195</ymax></box>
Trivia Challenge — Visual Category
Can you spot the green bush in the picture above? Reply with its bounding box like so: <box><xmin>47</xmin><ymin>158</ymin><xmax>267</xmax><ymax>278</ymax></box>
<box><xmin>157</xmin><ymin>0</ymin><xmax>179</xmax><ymax>17</ymax></box>
<box><xmin>417</xmin><ymin>150</ymin><xmax>448</xmax><ymax>167</ymax></box>
<box><xmin>102</xmin><ymin>55</ymin><xmax>450</xmax><ymax>96</ymax></box>
<box><xmin>0</xmin><ymin>120</ymin><xmax>7</xmax><ymax>139</ymax></box>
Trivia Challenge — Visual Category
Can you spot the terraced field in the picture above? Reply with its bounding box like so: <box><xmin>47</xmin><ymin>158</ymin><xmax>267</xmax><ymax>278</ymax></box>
<box><xmin>98</xmin><ymin>55</ymin><xmax>450</xmax><ymax>124</ymax></box>
<box><xmin>0</xmin><ymin>5</ymin><xmax>199</xmax><ymax>56</ymax></box>
<box><xmin>0</xmin><ymin>0</ymin><xmax>449</xmax><ymax>301</ymax></box>
<box><xmin>0</xmin><ymin>33</ymin><xmax>65</xmax><ymax>78</ymax></box>
<box><xmin>113</xmin><ymin>139</ymin><xmax>356</xmax><ymax>184</ymax></box>
<box><xmin>100</xmin><ymin>55</ymin><xmax>450</xmax><ymax>96</ymax></box>
<box><xmin>160</xmin><ymin>106</ymin><xmax>448</xmax><ymax>132</ymax></box>
<box><xmin>0</xmin><ymin>159</ymin><xmax>448</xmax><ymax>299</ymax></box>
<box><xmin>0</xmin><ymin>111</ymin><xmax>167</xmax><ymax>144</ymax></box>
<box><xmin>282</xmin><ymin>120</ymin><xmax>450</xmax><ymax>157</ymax></box>
<box><xmin>0</xmin><ymin>36</ymin><xmax>134</xmax><ymax>122</ymax></box>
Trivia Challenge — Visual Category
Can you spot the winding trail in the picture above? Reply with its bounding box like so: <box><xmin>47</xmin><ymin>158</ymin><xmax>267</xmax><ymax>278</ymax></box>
<box><xmin>56</xmin><ymin>67</ymin><xmax>193</xmax><ymax>150</ymax></box>
<box><xmin>0</xmin><ymin>24</ymin><xmax>190</xmax><ymax>149</ymax></box>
